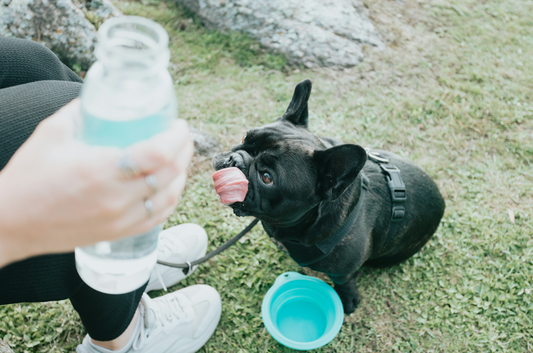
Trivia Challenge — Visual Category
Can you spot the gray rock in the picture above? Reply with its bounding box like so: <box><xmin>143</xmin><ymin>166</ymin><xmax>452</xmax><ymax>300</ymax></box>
<box><xmin>190</xmin><ymin>127</ymin><xmax>221</xmax><ymax>157</ymax></box>
<box><xmin>0</xmin><ymin>339</ymin><xmax>13</xmax><ymax>353</ymax></box>
<box><xmin>0</xmin><ymin>0</ymin><xmax>121</xmax><ymax>70</ymax></box>
<box><xmin>176</xmin><ymin>0</ymin><xmax>384</xmax><ymax>68</ymax></box>
<box><xmin>82</xmin><ymin>0</ymin><xmax>122</xmax><ymax>21</ymax></box>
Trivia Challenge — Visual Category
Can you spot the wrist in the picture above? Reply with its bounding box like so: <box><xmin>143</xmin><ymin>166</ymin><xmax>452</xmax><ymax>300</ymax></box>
<box><xmin>0</xmin><ymin>173</ymin><xmax>26</xmax><ymax>268</ymax></box>
<box><xmin>0</xmin><ymin>215</ymin><xmax>18</xmax><ymax>269</ymax></box>
<box><xmin>0</xmin><ymin>231</ymin><xmax>16</xmax><ymax>269</ymax></box>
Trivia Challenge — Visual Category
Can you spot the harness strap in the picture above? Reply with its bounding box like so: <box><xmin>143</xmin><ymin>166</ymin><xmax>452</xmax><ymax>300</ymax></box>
<box><xmin>366</xmin><ymin>150</ymin><xmax>407</xmax><ymax>253</ymax></box>
<box><xmin>378</xmin><ymin>163</ymin><xmax>406</xmax><ymax>222</ymax></box>
<box><xmin>277</xmin><ymin>150</ymin><xmax>408</xmax><ymax>267</ymax></box>
<box><xmin>281</xmin><ymin>175</ymin><xmax>369</xmax><ymax>267</ymax></box>
<box><xmin>366</xmin><ymin>149</ymin><xmax>406</xmax><ymax>222</ymax></box>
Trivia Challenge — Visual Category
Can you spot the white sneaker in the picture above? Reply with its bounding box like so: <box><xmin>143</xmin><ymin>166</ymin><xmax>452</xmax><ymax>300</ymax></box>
<box><xmin>76</xmin><ymin>285</ymin><xmax>221</xmax><ymax>353</ymax></box>
<box><xmin>145</xmin><ymin>224</ymin><xmax>208</xmax><ymax>292</ymax></box>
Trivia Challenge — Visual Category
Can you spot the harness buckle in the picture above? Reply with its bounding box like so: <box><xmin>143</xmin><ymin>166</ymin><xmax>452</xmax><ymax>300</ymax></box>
<box><xmin>380</xmin><ymin>164</ymin><xmax>407</xmax><ymax>203</ymax></box>
<box><xmin>378</xmin><ymin>164</ymin><xmax>407</xmax><ymax>222</ymax></box>
<box><xmin>391</xmin><ymin>205</ymin><xmax>405</xmax><ymax>222</ymax></box>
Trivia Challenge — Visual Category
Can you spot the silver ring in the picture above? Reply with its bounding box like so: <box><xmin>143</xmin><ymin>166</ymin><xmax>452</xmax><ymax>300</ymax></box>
<box><xmin>116</xmin><ymin>151</ymin><xmax>141</xmax><ymax>179</ymax></box>
<box><xmin>145</xmin><ymin>175</ymin><xmax>158</xmax><ymax>194</ymax></box>
<box><xmin>144</xmin><ymin>198</ymin><xmax>153</xmax><ymax>219</ymax></box>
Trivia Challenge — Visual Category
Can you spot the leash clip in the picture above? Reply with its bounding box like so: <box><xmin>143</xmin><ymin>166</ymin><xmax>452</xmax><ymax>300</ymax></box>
<box><xmin>182</xmin><ymin>261</ymin><xmax>192</xmax><ymax>275</ymax></box>
<box><xmin>364</xmin><ymin>147</ymin><xmax>390</xmax><ymax>164</ymax></box>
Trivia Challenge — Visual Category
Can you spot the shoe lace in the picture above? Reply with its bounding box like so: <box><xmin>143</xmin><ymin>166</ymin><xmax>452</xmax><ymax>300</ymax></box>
<box><xmin>132</xmin><ymin>294</ymin><xmax>190</xmax><ymax>350</ymax></box>
<box><xmin>153</xmin><ymin>235</ymin><xmax>183</xmax><ymax>292</ymax></box>
<box><xmin>158</xmin><ymin>235</ymin><xmax>181</xmax><ymax>257</ymax></box>
<box><xmin>132</xmin><ymin>304</ymin><xmax>147</xmax><ymax>351</ymax></box>
<box><xmin>153</xmin><ymin>265</ymin><xmax>168</xmax><ymax>292</ymax></box>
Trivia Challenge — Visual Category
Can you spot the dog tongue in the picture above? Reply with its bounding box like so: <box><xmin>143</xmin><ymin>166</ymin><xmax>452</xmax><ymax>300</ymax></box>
<box><xmin>212</xmin><ymin>167</ymin><xmax>249</xmax><ymax>205</ymax></box>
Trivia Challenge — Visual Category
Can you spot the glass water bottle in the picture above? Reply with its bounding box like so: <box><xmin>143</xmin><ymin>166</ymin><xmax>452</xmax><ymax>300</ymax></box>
<box><xmin>75</xmin><ymin>16</ymin><xmax>176</xmax><ymax>294</ymax></box>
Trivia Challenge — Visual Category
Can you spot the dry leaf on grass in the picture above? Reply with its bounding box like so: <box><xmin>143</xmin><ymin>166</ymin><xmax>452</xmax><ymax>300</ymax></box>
<box><xmin>508</xmin><ymin>209</ymin><xmax>515</xmax><ymax>224</ymax></box>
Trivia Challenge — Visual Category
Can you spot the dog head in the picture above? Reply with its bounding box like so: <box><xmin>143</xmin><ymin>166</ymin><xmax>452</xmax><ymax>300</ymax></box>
<box><xmin>212</xmin><ymin>79</ymin><xmax>367</xmax><ymax>228</ymax></box>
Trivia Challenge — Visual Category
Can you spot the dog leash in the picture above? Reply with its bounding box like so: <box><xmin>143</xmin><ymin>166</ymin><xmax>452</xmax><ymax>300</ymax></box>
<box><xmin>157</xmin><ymin>218</ymin><xmax>260</xmax><ymax>274</ymax></box>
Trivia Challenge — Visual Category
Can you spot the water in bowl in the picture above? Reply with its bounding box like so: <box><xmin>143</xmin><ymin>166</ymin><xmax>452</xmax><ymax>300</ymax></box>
<box><xmin>275</xmin><ymin>296</ymin><xmax>327</xmax><ymax>342</ymax></box>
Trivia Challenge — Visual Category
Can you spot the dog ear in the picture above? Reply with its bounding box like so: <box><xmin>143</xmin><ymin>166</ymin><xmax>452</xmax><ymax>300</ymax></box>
<box><xmin>314</xmin><ymin>144</ymin><xmax>367</xmax><ymax>201</ymax></box>
<box><xmin>281</xmin><ymin>79</ymin><xmax>312</xmax><ymax>128</ymax></box>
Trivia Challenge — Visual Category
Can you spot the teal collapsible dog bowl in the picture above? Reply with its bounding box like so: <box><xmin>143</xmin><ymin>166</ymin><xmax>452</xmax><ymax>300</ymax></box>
<box><xmin>261</xmin><ymin>272</ymin><xmax>344</xmax><ymax>351</ymax></box>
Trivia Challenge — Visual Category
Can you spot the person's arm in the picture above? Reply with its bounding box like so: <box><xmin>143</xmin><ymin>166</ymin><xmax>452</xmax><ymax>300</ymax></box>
<box><xmin>0</xmin><ymin>99</ymin><xmax>193</xmax><ymax>268</ymax></box>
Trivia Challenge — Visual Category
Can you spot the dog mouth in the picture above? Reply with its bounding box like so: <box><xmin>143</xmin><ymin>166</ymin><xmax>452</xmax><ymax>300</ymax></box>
<box><xmin>212</xmin><ymin>151</ymin><xmax>255</xmax><ymax>216</ymax></box>
<box><xmin>212</xmin><ymin>167</ymin><xmax>249</xmax><ymax>205</ymax></box>
<box><xmin>229</xmin><ymin>202</ymin><xmax>250</xmax><ymax>217</ymax></box>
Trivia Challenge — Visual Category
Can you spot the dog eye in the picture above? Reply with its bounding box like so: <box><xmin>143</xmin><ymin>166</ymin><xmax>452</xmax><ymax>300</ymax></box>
<box><xmin>261</xmin><ymin>172</ymin><xmax>273</xmax><ymax>185</ymax></box>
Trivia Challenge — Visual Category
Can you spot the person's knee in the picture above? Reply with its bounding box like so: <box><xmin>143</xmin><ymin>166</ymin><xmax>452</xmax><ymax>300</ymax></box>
<box><xmin>0</xmin><ymin>37</ymin><xmax>72</xmax><ymax>87</ymax></box>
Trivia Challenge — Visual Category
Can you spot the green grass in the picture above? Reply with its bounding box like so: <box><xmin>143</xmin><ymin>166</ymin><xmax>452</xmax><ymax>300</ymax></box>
<box><xmin>1</xmin><ymin>0</ymin><xmax>533</xmax><ymax>351</ymax></box>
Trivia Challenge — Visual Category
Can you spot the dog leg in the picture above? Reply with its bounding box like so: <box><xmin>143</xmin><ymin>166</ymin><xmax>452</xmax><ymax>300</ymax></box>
<box><xmin>329</xmin><ymin>273</ymin><xmax>361</xmax><ymax>314</ymax></box>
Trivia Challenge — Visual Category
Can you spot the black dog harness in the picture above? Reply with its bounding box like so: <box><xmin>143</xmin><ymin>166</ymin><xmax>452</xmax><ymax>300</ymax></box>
<box><xmin>160</xmin><ymin>150</ymin><xmax>406</xmax><ymax>274</ymax></box>
<box><xmin>277</xmin><ymin>150</ymin><xmax>407</xmax><ymax>267</ymax></box>
<box><xmin>280</xmin><ymin>175</ymin><xmax>369</xmax><ymax>266</ymax></box>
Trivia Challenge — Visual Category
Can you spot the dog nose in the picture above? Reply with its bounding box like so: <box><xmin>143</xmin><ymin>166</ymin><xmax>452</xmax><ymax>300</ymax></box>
<box><xmin>212</xmin><ymin>151</ymin><xmax>251</xmax><ymax>172</ymax></box>
<box><xmin>226</xmin><ymin>153</ymin><xmax>244</xmax><ymax>169</ymax></box>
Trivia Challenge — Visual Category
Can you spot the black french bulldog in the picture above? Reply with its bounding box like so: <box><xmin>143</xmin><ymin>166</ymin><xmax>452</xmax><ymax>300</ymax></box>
<box><xmin>212</xmin><ymin>79</ymin><xmax>445</xmax><ymax>313</ymax></box>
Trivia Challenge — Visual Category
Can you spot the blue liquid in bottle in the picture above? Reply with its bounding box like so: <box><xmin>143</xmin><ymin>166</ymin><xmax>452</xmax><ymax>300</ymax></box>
<box><xmin>81</xmin><ymin>110</ymin><xmax>172</xmax><ymax>148</ymax></box>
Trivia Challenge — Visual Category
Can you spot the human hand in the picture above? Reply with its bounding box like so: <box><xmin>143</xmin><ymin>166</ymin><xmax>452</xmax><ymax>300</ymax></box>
<box><xmin>0</xmin><ymin>99</ymin><xmax>194</xmax><ymax>267</ymax></box>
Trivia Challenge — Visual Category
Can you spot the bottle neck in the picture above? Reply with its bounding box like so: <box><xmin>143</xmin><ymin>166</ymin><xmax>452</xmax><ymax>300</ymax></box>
<box><xmin>95</xmin><ymin>16</ymin><xmax>170</xmax><ymax>78</ymax></box>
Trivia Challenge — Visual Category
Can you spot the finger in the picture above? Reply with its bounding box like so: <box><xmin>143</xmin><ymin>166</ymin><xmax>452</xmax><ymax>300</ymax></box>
<box><xmin>124</xmin><ymin>163</ymin><xmax>185</xmax><ymax>199</ymax></box>
<box><xmin>127</xmin><ymin>119</ymin><xmax>193</xmax><ymax>175</ymax></box>
<box><xmin>118</xmin><ymin>139</ymin><xmax>194</xmax><ymax>200</ymax></box>
<box><xmin>84</xmin><ymin>133</ymin><xmax>192</xmax><ymax>218</ymax></box>
<box><xmin>145</xmin><ymin>173</ymin><xmax>187</xmax><ymax>222</ymax></box>
<box><xmin>150</xmin><ymin>173</ymin><xmax>187</xmax><ymax>218</ymax></box>
<box><xmin>114</xmin><ymin>173</ymin><xmax>188</xmax><ymax>235</ymax></box>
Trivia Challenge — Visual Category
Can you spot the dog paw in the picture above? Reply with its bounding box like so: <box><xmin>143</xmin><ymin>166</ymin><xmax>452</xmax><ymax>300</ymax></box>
<box><xmin>332</xmin><ymin>277</ymin><xmax>362</xmax><ymax>314</ymax></box>
<box><xmin>340</xmin><ymin>292</ymin><xmax>361</xmax><ymax>314</ymax></box>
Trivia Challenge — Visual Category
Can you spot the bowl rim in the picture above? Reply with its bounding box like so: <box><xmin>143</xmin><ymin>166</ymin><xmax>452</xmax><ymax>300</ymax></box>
<box><xmin>261</xmin><ymin>272</ymin><xmax>344</xmax><ymax>350</ymax></box>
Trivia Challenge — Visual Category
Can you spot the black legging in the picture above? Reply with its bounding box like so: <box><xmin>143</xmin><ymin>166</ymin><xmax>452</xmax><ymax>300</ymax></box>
<box><xmin>0</xmin><ymin>37</ymin><xmax>146</xmax><ymax>341</ymax></box>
